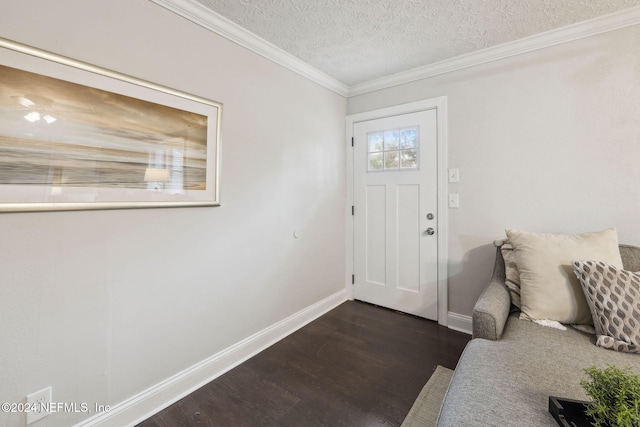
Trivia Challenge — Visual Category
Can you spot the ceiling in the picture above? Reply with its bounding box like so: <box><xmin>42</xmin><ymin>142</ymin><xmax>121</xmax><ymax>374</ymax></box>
<box><xmin>192</xmin><ymin>0</ymin><xmax>639</xmax><ymax>87</ymax></box>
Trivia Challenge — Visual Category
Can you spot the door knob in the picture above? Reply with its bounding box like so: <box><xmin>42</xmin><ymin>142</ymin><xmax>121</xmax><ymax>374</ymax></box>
<box><xmin>425</xmin><ymin>228</ymin><xmax>435</xmax><ymax>235</ymax></box>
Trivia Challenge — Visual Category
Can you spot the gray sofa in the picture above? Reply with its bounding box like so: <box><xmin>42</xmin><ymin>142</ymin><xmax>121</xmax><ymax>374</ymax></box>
<box><xmin>437</xmin><ymin>244</ymin><xmax>640</xmax><ymax>427</ymax></box>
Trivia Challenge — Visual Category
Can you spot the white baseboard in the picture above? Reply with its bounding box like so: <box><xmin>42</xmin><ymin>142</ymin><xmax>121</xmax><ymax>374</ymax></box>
<box><xmin>74</xmin><ymin>289</ymin><xmax>348</xmax><ymax>427</ymax></box>
<box><xmin>447</xmin><ymin>312</ymin><xmax>472</xmax><ymax>335</ymax></box>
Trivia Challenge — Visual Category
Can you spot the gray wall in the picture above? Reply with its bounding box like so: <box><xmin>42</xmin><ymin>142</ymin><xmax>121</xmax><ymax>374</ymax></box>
<box><xmin>0</xmin><ymin>1</ymin><xmax>346</xmax><ymax>426</ymax></box>
<box><xmin>348</xmin><ymin>25</ymin><xmax>640</xmax><ymax>316</ymax></box>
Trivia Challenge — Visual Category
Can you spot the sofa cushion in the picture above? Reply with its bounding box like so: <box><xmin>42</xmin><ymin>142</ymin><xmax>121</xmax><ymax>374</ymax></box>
<box><xmin>573</xmin><ymin>260</ymin><xmax>640</xmax><ymax>353</ymax></box>
<box><xmin>506</xmin><ymin>228</ymin><xmax>622</xmax><ymax>325</ymax></box>
<box><xmin>438</xmin><ymin>314</ymin><xmax>640</xmax><ymax>427</ymax></box>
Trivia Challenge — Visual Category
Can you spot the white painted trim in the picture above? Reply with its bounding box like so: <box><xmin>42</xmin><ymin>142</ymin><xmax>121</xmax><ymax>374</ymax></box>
<box><xmin>435</xmin><ymin>98</ymin><xmax>449</xmax><ymax>326</ymax></box>
<box><xmin>447</xmin><ymin>312</ymin><xmax>472</xmax><ymax>335</ymax></box>
<box><xmin>149</xmin><ymin>0</ymin><xmax>348</xmax><ymax>96</ymax></box>
<box><xmin>345</xmin><ymin>121</ymin><xmax>355</xmax><ymax>301</ymax></box>
<box><xmin>73</xmin><ymin>289</ymin><xmax>348</xmax><ymax>427</ymax></box>
<box><xmin>348</xmin><ymin>6</ymin><xmax>640</xmax><ymax>96</ymax></box>
<box><xmin>345</xmin><ymin>97</ymin><xmax>448</xmax><ymax>326</ymax></box>
<box><xmin>150</xmin><ymin>1</ymin><xmax>640</xmax><ymax>98</ymax></box>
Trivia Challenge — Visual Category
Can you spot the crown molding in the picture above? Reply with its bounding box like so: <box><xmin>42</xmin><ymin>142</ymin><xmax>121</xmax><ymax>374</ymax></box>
<box><xmin>150</xmin><ymin>0</ymin><xmax>349</xmax><ymax>97</ymax></box>
<box><xmin>348</xmin><ymin>5</ymin><xmax>640</xmax><ymax>97</ymax></box>
<box><xmin>151</xmin><ymin>1</ymin><xmax>640</xmax><ymax>99</ymax></box>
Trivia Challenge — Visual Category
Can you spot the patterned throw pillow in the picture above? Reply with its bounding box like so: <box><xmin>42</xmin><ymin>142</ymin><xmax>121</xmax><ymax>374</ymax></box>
<box><xmin>494</xmin><ymin>239</ymin><xmax>521</xmax><ymax>308</ymax></box>
<box><xmin>572</xmin><ymin>260</ymin><xmax>640</xmax><ymax>353</ymax></box>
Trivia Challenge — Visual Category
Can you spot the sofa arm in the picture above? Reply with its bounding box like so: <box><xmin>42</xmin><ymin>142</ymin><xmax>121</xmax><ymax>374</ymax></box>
<box><xmin>472</xmin><ymin>277</ymin><xmax>511</xmax><ymax>340</ymax></box>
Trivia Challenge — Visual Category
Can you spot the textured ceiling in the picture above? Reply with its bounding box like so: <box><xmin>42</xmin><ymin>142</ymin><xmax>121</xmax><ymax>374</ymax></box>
<box><xmin>194</xmin><ymin>0</ymin><xmax>639</xmax><ymax>86</ymax></box>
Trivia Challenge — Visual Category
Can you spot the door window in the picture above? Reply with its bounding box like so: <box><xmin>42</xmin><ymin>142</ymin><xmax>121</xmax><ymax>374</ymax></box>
<box><xmin>367</xmin><ymin>127</ymin><xmax>419</xmax><ymax>171</ymax></box>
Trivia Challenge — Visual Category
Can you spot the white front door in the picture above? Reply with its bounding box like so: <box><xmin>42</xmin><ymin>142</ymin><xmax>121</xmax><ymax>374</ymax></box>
<box><xmin>353</xmin><ymin>109</ymin><xmax>438</xmax><ymax>320</ymax></box>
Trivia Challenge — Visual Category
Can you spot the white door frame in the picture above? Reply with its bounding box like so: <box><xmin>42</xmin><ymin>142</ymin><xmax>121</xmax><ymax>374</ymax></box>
<box><xmin>345</xmin><ymin>96</ymin><xmax>448</xmax><ymax>326</ymax></box>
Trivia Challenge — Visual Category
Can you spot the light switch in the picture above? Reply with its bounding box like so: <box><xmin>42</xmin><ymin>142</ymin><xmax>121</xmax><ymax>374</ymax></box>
<box><xmin>448</xmin><ymin>193</ymin><xmax>459</xmax><ymax>208</ymax></box>
<box><xmin>448</xmin><ymin>168</ymin><xmax>459</xmax><ymax>183</ymax></box>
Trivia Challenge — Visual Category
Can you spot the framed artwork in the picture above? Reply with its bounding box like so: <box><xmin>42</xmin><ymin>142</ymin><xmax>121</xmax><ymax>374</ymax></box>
<box><xmin>0</xmin><ymin>37</ymin><xmax>222</xmax><ymax>212</ymax></box>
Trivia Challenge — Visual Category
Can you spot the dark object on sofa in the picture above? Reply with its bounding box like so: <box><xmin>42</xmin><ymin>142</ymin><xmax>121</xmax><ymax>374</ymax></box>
<box><xmin>548</xmin><ymin>396</ymin><xmax>592</xmax><ymax>427</ymax></box>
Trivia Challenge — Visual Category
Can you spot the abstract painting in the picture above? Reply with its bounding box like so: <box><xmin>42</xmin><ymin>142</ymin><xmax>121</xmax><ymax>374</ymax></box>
<box><xmin>0</xmin><ymin>38</ymin><xmax>221</xmax><ymax>212</ymax></box>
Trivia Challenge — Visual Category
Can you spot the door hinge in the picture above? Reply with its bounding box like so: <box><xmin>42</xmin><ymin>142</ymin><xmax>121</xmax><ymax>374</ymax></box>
<box><xmin>352</xmin><ymin>274</ymin><xmax>355</xmax><ymax>284</ymax></box>
<box><xmin>351</xmin><ymin>206</ymin><xmax>354</xmax><ymax>216</ymax></box>
<box><xmin>351</xmin><ymin>137</ymin><xmax>354</xmax><ymax>147</ymax></box>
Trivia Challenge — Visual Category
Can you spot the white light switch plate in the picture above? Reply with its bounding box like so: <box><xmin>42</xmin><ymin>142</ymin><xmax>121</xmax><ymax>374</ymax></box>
<box><xmin>448</xmin><ymin>193</ymin><xmax>459</xmax><ymax>208</ymax></box>
<box><xmin>448</xmin><ymin>168</ymin><xmax>459</xmax><ymax>183</ymax></box>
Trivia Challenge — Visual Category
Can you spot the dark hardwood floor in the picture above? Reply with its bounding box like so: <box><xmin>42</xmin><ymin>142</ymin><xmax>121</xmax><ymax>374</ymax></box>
<box><xmin>137</xmin><ymin>301</ymin><xmax>470</xmax><ymax>427</ymax></box>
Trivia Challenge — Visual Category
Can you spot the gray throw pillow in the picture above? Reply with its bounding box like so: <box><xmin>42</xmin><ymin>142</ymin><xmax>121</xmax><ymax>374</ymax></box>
<box><xmin>572</xmin><ymin>260</ymin><xmax>640</xmax><ymax>353</ymax></box>
<box><xmin>494</xmin><ymin>239</ymin><xmax>521</xmax><ymax>308</ymax></box>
